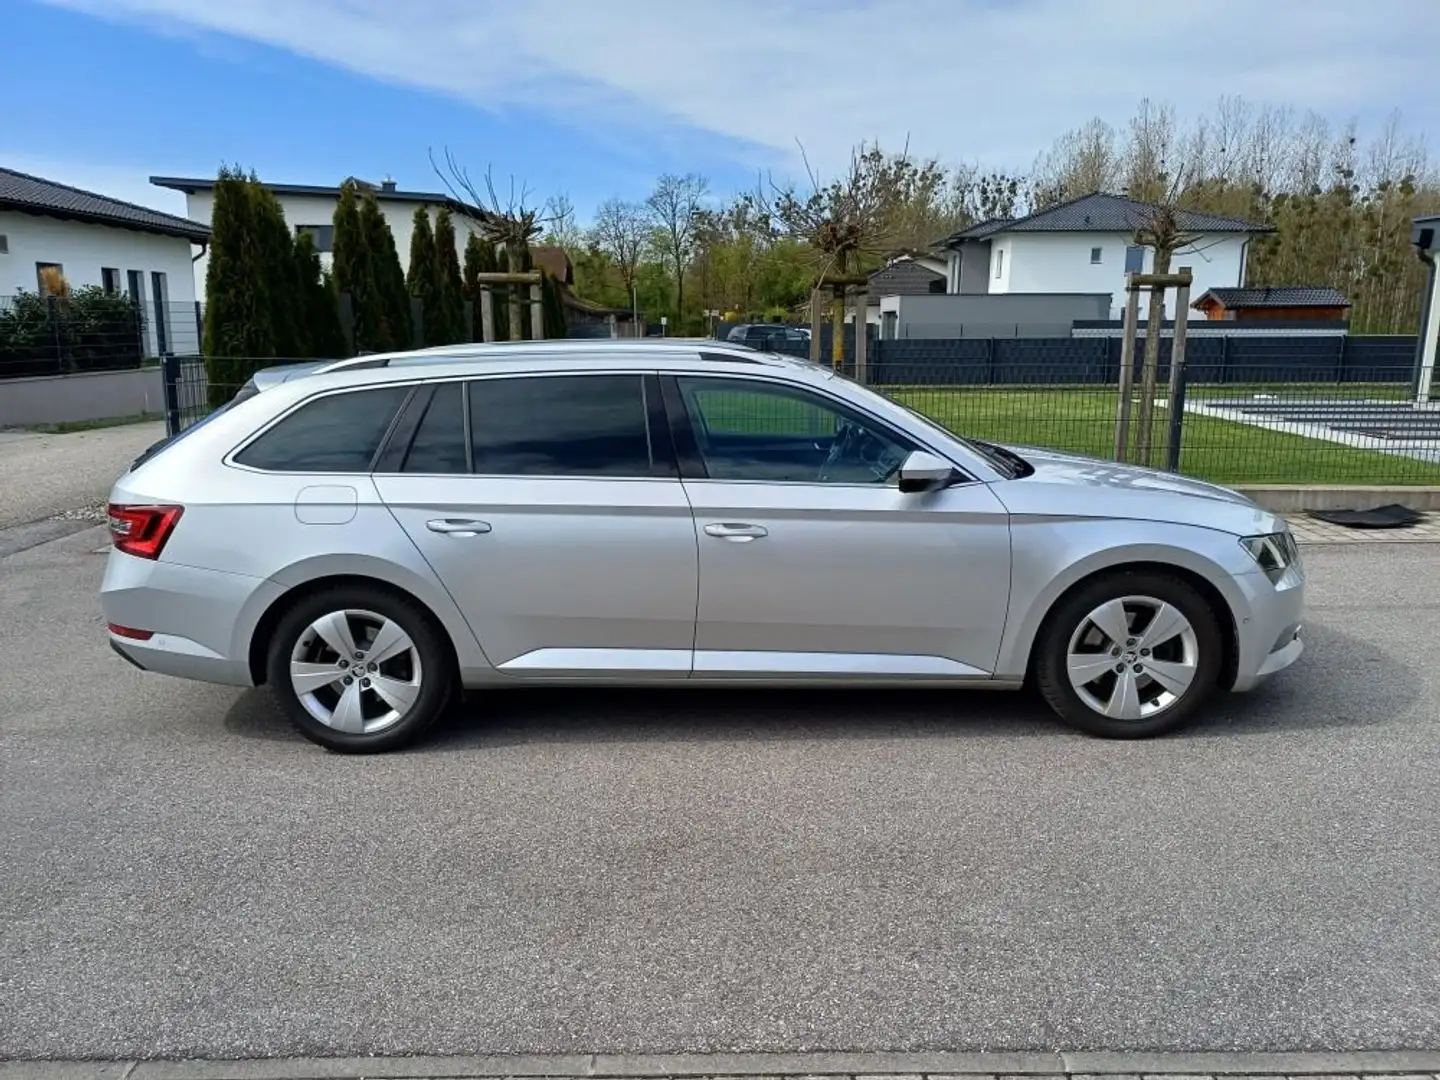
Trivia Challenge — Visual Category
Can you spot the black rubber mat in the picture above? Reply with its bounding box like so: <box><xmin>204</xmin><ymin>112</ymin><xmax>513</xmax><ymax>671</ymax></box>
<box><xmin>1308</xmin><ymin>503</ymin><xmax>1426</xmax><ymax>528</ymax></box>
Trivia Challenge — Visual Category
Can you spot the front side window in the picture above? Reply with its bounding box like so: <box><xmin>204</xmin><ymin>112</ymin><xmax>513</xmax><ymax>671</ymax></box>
<box><xmin>234</xmin><ymin>386</ymin><xmax>408</xmax><ymax>472</ymax></box>
<box><xmin>468</xmin><ymin>374</ymin><xmax>659</xmax><ymax>478</ymax></box>
<box><xmin>675</xmin><ymin>376</ymin><xmax>913</xmax><ymax>485</ymax></box>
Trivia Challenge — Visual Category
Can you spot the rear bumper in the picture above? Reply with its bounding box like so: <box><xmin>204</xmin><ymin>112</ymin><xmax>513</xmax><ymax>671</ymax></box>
<box><xmin>109</xmin><ymin>631</ymin><xmax>252</xmax><ymax>686</ymax></box>
<box><xmin>101</xmin><ymin>551</ymin><xmax>284</xmax><ymax>688</ymax></box>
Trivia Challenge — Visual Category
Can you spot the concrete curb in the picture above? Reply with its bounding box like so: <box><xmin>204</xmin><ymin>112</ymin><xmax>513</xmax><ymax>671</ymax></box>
<box><xmin>3</xmin><ymin>1052</ymin><xmax>1440</xmax><ymax>1080</ymax></box>
<box><xmin>1234</xmin><ymin>485</ymin><xmax>1440</xmax><ymax>513</ymax></box>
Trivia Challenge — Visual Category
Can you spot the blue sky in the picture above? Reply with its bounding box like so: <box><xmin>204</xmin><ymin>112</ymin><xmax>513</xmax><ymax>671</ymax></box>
<box><xmin>3</xmin><ymin>0</ymin><xmax>1437</xmax><ymax>222</ymax></box>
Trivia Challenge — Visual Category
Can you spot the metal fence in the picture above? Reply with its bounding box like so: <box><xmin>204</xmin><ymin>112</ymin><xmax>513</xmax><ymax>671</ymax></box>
<box><xmin>164</xmin><ymin>337</ymin><xmax>1438</xmax><ymax>487</ymax></box>
<box><xmin>1</xmin><ymin>296</ymin><xmax>203</xmax><ymax>379</ymax></box>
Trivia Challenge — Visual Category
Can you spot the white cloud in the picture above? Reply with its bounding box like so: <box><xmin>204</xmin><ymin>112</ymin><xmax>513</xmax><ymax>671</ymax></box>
<box><xmin>37</xmin><ymin>0</ymin><xmax>1440</xmax><ymax>180</ymax></box>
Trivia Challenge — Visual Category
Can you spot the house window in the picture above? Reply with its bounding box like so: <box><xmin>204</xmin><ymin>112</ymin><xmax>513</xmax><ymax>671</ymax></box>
<box><xmin>0</xmin><ymin>234</ymin><xmax>8</xmax><ymax>255</ymax></box>
<box><xmin>296</xmin><ymin>224</ymin><xmax>335</xmax><ymax>253</ymax></box>
<box><xmin>1090</xmin><ymin>247</ymin><xmax>1103</xmax><ymax>265</ymax></box>
<box><xmin>36</xmin><ymin>262</ymin><xmax>64</xmax><ymax>294</ymax></box>
<box><xmin>994</xmin><ymin>249</ymin><xmax>1004</xmax><ymax>279</ymax></box>
<box><xmin>1124</xmin><ymin>245</ymin><xmax>1145</xmax><ymax>273</ymax></box>
<box><xmin>151</xmin><ymin>271</ymin><xmax>169</xmax><ymax>355</ymax></box>
<box><xmin>101</xmin><ymin>267</ymin><xmax>121</xmax><ymax>295</ymax></box>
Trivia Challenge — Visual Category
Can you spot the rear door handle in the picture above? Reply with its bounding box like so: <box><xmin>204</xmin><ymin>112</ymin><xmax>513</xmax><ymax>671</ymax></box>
<box><xmin>703</xmin><ymin>522</ymin><xmax>768</xmax><ymax>542</ymax></box>
<box><xmin>426</xmin><ymin>518</ymin><xmax>492</xmax><ymax>537</ymax></box>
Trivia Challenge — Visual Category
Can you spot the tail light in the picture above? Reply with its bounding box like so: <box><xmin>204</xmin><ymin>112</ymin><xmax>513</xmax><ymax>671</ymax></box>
<box><xmin>106</xmin><ymin>504</ymin><xmax>184</xmax><ymax>560</ymax></box>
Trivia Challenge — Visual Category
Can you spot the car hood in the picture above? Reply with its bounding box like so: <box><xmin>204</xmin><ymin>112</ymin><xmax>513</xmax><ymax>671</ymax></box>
<box><xmin>989</xmin><ymin>444</ymin><xmax>1283</xmax><ymax>535</ymax></box>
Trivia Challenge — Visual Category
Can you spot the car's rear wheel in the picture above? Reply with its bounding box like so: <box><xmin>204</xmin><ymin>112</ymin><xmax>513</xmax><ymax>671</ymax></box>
<box><xmin>1035</xmin><ymin>570</ymin><xmax>1223</xmax><ymax>738</ymax></box>
<box><xmin>265</xmin><ymin>585</ymin><xmax>454</xmax><ymax>753</ymax></box>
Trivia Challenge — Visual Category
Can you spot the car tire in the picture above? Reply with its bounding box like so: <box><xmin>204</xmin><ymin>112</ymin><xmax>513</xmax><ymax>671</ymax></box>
<box><xmin>264</xmin><ymin>584</ymin><xmax>456</xmax><ymax>753</ymax></box>
<box><xmin>1034</xmin><ymin>570</ymin><xmax>1224</xmax><ymax>739</ymax></box>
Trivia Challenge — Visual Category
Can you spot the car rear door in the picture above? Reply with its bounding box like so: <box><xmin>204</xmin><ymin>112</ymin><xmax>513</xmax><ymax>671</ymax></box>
<box><xmin>373</xmin><ymin>373</ymin><xmax>699</xmax><ymax>679</ymax></box>
<box><xmin>663</xmin><ymin>373</ymin><xmax>1012</xmax><ymax>679</ymax></box>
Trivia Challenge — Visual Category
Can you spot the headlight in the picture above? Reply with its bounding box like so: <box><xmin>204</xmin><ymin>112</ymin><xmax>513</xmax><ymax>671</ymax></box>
<box><xmin>1240</xmin><ymin>531</ymin><xmax>1299</xmax><ymax>581</ymax></box>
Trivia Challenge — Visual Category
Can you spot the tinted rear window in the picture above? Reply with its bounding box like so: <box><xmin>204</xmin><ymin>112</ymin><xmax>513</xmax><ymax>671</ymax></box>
<box><xmin>234</xmin><ymin>386</ymin><xmax>408</xmax><ymax>472</ymax></box>
<box><xmin>468</xmin><ymin>374</ymin><xmax>655</xmax><ymax>477</ymax></box>
<box><xmin>402</xmin><ymin>382</ymin><xmax>468</xmax><ymax>474</ymax></box>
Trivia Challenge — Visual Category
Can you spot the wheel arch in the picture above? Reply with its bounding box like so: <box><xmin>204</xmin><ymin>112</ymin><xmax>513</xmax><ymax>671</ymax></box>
<box><xmin>245</xmin><ymin>568</ymin><xmax>480</xmax><ymax>687</ymax></box>
<box><xmin>999</xmin><ymin>540</ymin><xmax>1247</xmax><ymax>690</ymax></box>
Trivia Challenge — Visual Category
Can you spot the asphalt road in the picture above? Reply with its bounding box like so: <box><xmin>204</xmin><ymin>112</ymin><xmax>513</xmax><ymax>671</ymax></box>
<box><xmin>1</xmin><ymin>531</ymin><xmax>1438</xmax><ymax>1059</ymax></box>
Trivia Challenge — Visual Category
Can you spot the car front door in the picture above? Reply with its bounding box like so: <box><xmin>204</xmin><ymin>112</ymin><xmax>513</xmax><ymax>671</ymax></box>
<box><xmin>374</xmin><ymin>373</ymin><xmax>699</xmax><ymax>679</ymax></box>
<box><xmin>664</xmin><ymin>374</ymin><xmax>1012</xmax><ymax>679</ymax></box>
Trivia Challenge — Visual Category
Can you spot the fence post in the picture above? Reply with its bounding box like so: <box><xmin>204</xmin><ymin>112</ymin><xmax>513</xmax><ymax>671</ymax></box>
<box><xmin>161</xmin><ymin>353</ymin><xmax>182</xmax><ymax>437</ymax></box>
<box><xmin>479</xmin><ymin>286</ymin><xmax>495</xmax><ymax>343</ymax></box>
<box><xmin>1164</xmin><ymin>271</ymin><xmax>1192</xmax><ymax>473</ymax></box>
<box><xmin>1114</xmin><ymin>278</ymin><xmax>1141</xmax><ymax>462</ymax></box>
<box><xmin>853</xmin><ymin>289</ymin><xmax>868</xmax><ymax>384</ymax></box>
<box><xmin>46</xmin><ymin>296</ymin><xmax>67</xmax><ymax>374</ymax></box>
<box><xmin>530</xmin><ymin>283</ymin><xmax>544</xmax><ymax>340</ymax></box>
<box><xmin>1219</xmin><ymin>332</ymin><xmax>1231</xmax><ymax>384</ymax></box>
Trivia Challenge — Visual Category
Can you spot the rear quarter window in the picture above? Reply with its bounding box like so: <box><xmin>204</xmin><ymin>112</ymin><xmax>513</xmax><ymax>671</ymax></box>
<box><xmin>233</xmin><ymin>386</ymin><xmax>409</xmax><ymax>472</ymax></box>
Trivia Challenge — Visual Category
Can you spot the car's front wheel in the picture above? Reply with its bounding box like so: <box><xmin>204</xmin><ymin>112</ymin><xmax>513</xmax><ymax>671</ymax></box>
<box><xmin>1035</xmin><ymin>570</ymin><xmax>1224</xmax><ymax>738</ymax></box>
<box><xmin>265</xmin><ymin>585</ymin><xmax>455</xmax><ymax>753</ymax></box>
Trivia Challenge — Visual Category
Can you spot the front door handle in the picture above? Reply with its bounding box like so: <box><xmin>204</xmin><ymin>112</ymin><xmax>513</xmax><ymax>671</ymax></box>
<box><xmin>703</xmin><ymin>522</ymin><xmax>768</xmax><ymax>542</ymax></box>
<box><xmin>426</xmin><ymin>518</ymin><xmax>492</xmax><ymax>537</ymax></box>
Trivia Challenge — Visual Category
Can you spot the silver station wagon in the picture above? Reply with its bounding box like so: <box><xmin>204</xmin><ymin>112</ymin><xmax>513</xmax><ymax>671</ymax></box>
<box><xmin>101</xmin><ymin>341</ymin><xmax>1304</xmax><ymax>752</ymax></box>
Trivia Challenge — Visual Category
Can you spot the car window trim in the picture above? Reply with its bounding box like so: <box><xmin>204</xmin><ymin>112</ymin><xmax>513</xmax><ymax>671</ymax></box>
<box><xmin>226</xmin><ymin>383</ymin><xmax>417</xmax><ymax>475</ymax></box>
<box><xmin>660</xmin><ymin>372</ymin><xmax>976</xmax><ymax>487</ymax></box>
<box><xmin>373</xmin><ymin>383</ymin><xmax>436</xmax><ymax>473</ymax></box>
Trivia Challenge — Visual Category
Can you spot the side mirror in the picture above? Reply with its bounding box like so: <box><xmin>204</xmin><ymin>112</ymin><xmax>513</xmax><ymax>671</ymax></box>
<box><xmin>897</xmin><ymin>449</ymin><xmax>957</xmax><ymax>493</ymax></box>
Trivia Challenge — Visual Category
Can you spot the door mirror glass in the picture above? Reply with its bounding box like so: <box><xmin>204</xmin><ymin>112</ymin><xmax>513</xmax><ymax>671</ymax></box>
<box><xmin>897</xmin><ymin>449</ymin><xmax>956</xmax><ymax>493</ymax></box>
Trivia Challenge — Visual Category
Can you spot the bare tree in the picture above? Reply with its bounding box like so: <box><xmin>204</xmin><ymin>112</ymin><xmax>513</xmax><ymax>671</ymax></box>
<box><xmin>1123</xmin><ymin>98</ymin><xmax>1179</xmax><ymax>203</ymax></box>
<box><xmin>590</xmin><ymin>197</ymin><xmax>648</xmax><ymax>310</ymax></box>
<box><xmin>431</xmin><ymin>147</ymin><xmax>554</xmax><ymax>339</ymax></box>
<box><xmin>646</xmin><ymin>173</ymin><xmax>709</xmax><ymax>319</ymax></box>
<box><xmin>543</xmin><ymin>193</ymin><xmax>586</xmax><ymax>252</ymax></box>
<box><xmin>1031</xmin><ymin>119</ymin><xmax>1121</xmax><ymax>207</ymax></box>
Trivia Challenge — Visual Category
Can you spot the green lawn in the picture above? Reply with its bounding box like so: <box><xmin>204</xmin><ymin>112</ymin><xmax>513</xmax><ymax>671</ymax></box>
<box><xmin>885</xmin><ymin>386</ymin><xmax>1440</xmax><ymax>486</ymax></box>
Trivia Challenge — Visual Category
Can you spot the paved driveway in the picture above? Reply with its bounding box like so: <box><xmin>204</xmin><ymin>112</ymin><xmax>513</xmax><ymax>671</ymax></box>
<box><xmin>1</xmin><ymin>533</ymin><xmax>1437</xmax><ymax>1059</ymax></box>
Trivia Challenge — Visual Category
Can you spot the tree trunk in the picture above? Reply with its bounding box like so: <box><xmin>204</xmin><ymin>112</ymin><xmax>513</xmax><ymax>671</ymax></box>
<box><xmin>831</xmin><ymin>284</ymin><xmax>845</xmax><ymax>370</ymax></box>
<box><xmin>1135</xmin><ymin>246</ymin><xmax>1171</xmax><ymax>466</ymax></box>
<box><xmin>674</xmin><ymin>246</ymin><xmax>684</xmax><ymax>326</ymax></box>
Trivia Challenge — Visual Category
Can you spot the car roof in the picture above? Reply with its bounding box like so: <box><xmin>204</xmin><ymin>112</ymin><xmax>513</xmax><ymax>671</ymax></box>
<box><xmin>262</xmin><ymin>339</ymin><xmax>830</xmax><ymax>395</ymax></box>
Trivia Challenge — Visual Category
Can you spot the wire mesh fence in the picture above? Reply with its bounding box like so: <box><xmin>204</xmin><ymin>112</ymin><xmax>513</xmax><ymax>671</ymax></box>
<box><xmin>161</xmin><ymin>334</ymin><xmax>1438</xmax><ymax>487</ymax></box>
<box><xmin>1</xmin><ymin>295</ymin><xmax>203</xmax><ymax>378</ymax></box>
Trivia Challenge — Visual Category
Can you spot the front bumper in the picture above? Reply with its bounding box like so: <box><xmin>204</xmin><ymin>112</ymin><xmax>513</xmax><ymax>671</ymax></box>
<box><xmin>101</xmin><ymin>550</ymin><xmax>284</xmax><ymax>688</ymax></box>
<box><xmin>1228</xmin><ymin>563</ymin><xmax>1306</xmax><ymax>692</ymax></box>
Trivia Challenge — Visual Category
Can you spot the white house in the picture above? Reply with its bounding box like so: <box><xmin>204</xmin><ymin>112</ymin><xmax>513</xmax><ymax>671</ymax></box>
<box><xmin>936</xmin><ymin>192</ymin><xmax>1272</xmax><ymax>320</ymax></box>
<box><xmin>1</xmin><ymin>165</ymin><xmax>209</xmax><ymax>355</ymax></box>
<box><xmin>150</xmin><ymin>175</ymin><xmax>490</xmax><ymax>297</ymax></box>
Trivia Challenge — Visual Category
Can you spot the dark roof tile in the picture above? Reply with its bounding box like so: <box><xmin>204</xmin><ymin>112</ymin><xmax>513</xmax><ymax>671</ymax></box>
<box><xmin>867</xmin><ymin>258</ymin><xmax>945</xmax><ymax>296</ymax></box>
<box><xmin>1195</xmin><ymin>286</ymin><xmax>1351</xmax><ymax>309</ymax></box>
<box><xmin>941</xmin><ymin>192</ymin><xmax>1269</xmax><ymax>247</ymax></box>
<box><xmin>0</xmin><ymin>166</ymin><xmax>209</xmax><ymax>241</ymax></box>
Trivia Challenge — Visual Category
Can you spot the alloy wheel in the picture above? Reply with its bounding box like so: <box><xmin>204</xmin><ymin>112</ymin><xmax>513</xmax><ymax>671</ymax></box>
<box><xmin>1065</xmin><ymin>595</ymin><xmax>1199</xmax><ymax>721</ymax></box>
<box><xmin>288</xmin><ymin>608</ymin><xmax>423</xmax><ymax>734</ymax></box>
